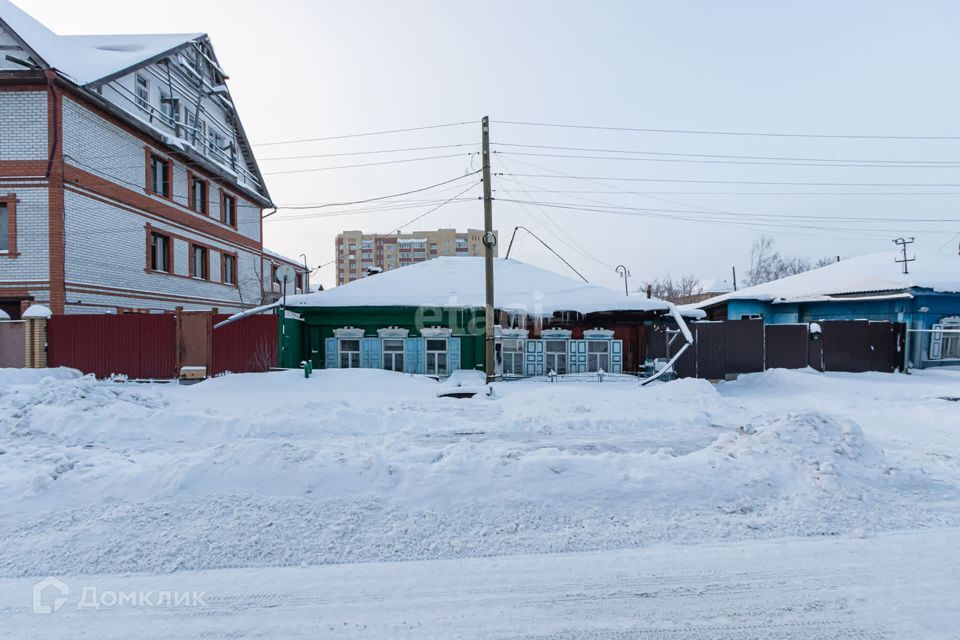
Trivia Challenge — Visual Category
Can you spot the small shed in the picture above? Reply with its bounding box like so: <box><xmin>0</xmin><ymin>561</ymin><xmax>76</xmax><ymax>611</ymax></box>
<box><xmin>283</xmin><ymin>257</ymin><xmax>691</xmax><ymax>376</ymax></box>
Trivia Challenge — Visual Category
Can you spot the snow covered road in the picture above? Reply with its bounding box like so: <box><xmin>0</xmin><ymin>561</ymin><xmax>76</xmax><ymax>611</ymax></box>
<box><xmin>5</xmin><ymin>527</ymin><xmax>958</xmax><ymax>639</ymax></box>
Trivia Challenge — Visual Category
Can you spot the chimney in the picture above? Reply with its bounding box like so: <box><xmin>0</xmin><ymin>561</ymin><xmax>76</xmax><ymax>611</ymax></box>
<box><xmin>645</xmin><ymin>284</ymin><xmax>652</xmax><ymax>299</ymax></box>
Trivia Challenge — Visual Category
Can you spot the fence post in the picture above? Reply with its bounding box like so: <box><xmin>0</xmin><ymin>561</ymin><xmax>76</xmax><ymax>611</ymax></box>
<box><xmin>24</xmin><ymin>318</ymin><xmax>48</xmax><ymax>368</ymax></box>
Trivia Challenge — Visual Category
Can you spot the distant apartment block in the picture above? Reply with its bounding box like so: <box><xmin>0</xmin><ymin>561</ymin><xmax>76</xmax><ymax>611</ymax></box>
<box><xmin>335</xmin><ymin>229</ymin><xmax>498</xmax><ymax>285</ymax></box>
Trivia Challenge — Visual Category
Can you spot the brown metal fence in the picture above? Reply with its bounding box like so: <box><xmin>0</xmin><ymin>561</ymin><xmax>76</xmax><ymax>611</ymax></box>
<box><xmin>649</xmin><ymin>319</ymin><xmax>904</xmax><ymax>379</ymax></box>
<box><xmin>46</xmin><ymin>311</ymin><xmax>280</xmax><ymax>379</ymax></box>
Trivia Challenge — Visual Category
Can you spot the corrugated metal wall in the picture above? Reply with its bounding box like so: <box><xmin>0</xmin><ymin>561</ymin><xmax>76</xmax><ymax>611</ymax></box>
<box><xmin>48</xmin><ymin>314</ymin><xmax>177</xmax><ymax>379</ymax></box>
<box><xmin>211</xmin><ymin>313</ymin><xmax>279</xmax><ymax>376</ymax></box>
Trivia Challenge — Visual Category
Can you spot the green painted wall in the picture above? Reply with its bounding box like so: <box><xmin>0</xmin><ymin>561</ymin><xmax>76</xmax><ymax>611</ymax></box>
<box><xmin>278</xmin><ymin>314</ymin><xmax>305</xmax><ymax>368</ymax></box>
<box><xmin>296</xmin><ymin>306</ymin><xmax>488</xmax><ymax>371</ymax></box>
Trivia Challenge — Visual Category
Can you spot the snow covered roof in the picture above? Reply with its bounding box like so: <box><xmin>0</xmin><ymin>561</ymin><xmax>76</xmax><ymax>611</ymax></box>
<box><xmin>287</xmin><ymin>257</ymin><xmax>674</xmax><ymax>316</ymax></box>
<box><xmin>262</xmin><ymin>248</ymin><xmax>306</xmax><ymax>269</ymax></box>
<box><xmin>698</xmin><ymin>278</ymin><xmax>735</xmax><ymax>295</ymax></box>
<box><xmin>695</xmin><ymin>249</ymin><xmax>960</xmax><ymax>308</ymax></box>
<box><xmin>0</xmin><ymin>0</ymin><xmax>203</xmax><ymax>85</ymax></box>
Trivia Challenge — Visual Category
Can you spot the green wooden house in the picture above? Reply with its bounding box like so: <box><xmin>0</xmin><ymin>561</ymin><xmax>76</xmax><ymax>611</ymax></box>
<box><xmin>281</xmin><ymin>257</ymin><xmax>686</xmax><ymax>376</ymax></box>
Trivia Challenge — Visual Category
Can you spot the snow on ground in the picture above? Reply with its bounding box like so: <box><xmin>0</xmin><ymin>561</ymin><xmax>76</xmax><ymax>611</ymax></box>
<box><xmin>1</xmin><ymin>366</ymin><xmax>959</xmax><ymax>579</ymax></box>
<box><xmin>3</xmin><ymin>527</ymin><xmax>958</xmax><ymax>639</ymax></box>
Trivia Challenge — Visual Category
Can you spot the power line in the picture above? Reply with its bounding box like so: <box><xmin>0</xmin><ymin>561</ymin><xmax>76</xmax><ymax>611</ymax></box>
<box><xmin>262</xmin><ymin>153</ymin><xmax>478</xmax><ymax>176</ymax></box>
<box><xmin>388</xmin><ymin>181</ymin><xmax>483</xmax><ymax>235</ymax></box>
<box><xmin>490</xmin><ymin>188</ymin><xmax>960</xmax><ymax>196</ymax></box>
<box><xmin>494</xmin><ymin>150</ymin><xmax>960</xmax><ymax>169</ymax></box>
<box><xmin>494</xmin><ymin>154</ymin><xmax>928</xmax><ymax>240</ymax></box>
<box><xmin>499</xmin><ymin>173</ymin><xmax>960</xmax><ymax>188</ymax></box>
<box><xmin>253</xmin><ymin>121</ymin><xmax>476</xmax><ymax>147</ymax></box>
<box><xmin>495</xmin><ymin>119</ymin><xmax>960</xmax><ymax>141</ymax></box>
<box><xmin>491</xmin><ymin>142</ymin><xmax>960</xmax><ymax>165</ymax></box>
<box><xmin>266</xmin><ymin>198</ymin><xmax>480</xmax><ymax>221</ymax></box>
<box><xmin>309</xmin><ymin>181</ymin><xmax>482</xmax><ymax>271</ymax></box>
<box><xmin>273</xmin><ymin>170</ymin><xmax>481</xmax><ymax>210</ymax></box>
<box><xmin>259</xmin><ymin>143</ymin><xmax>478</xmax><ymax>162</ymax></box>
<box><xmin>495</xmin><ymin>198</ymin><xmax>958</xmax><ymax>233</ymax></box>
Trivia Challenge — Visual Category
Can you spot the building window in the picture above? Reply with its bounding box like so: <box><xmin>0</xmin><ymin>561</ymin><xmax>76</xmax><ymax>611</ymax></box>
<box><xmin>222</xmin><ymin>253</ymin><xmax>237</xmax><ymax>285</ymax></box>
<box><xmin>425</xmin><ymin>338</ymin><xmax>448</xmax><ymax>376</ymax></box>
<box><xmin>148</xmin><ymin>153</ymin><xmax>171</xmax><ymax>198</ymax></box>
<box><xmin>501</xmin><ymin>338</ymin><xmax>525</xmax><ymax>376</ymax></box>
<box><xmin>339</xmin><ymin>339</ymin><xmax>361</xmax><ymax>368</ymax></box>
<box><xmin>210</xmin><ymin>131</ymin><xmax>225</xmax><ymax>158</ymax></box>
<box><xmin>190</xmin><ymin>244</ymin><xmax>209</xmax><ymax>280</ymax></box>
<box><xmin>382</xmin><ymin>339</ymin><xmax>404</xmax><ymax>371</ymax></box>
<box><xmin>135</xmin><ymin>73</ymin><xmax>149</xmax><ymax>111</ymax></box>
<box><xmin>295</xmin><ymin>272</ymin><xmax>303</xmax><ymax>292</ymax></box>
<box><xmin>0</xmin><ymin>196</ymin><xmax>15</xmax><ymax>255</ymax></box>
<box><xmin>189</xmin><ymin>176</ymin><xmax>208</xmax><ymax>214</ymax></box>
<box><xmin>587</xmin><ymin>340</ymin><xmax>610</xmax><ymax>372</ymax></box>
<box><xmin>545</xmin><ymin>340</ymin><xmax>568</xmax><ymax>374</ymax></box>
<box><xmin>160</xmin><ymin>93</ymin><xmax>180</xmax><ymax>129</ymax></box>
<box><xmin>221</xmin><ymin>193</ymin><xmax>237</xmax><ymax>227</ymax></box>
<box><xmin>149</xmin><ymin>231</ymin><xmax>171</xmax><ymax>273</ymax></box>
<box><xmin>932</xmin><ymin>317</ymin><xmax>960</xmax><ymax>360</ymax></box>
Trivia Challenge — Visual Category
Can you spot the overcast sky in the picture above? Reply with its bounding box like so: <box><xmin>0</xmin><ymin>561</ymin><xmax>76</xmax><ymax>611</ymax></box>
<box><xmin>17</xmin><ymin>0</ymin><xmax>960</xmax><ymax>290</ymax></box>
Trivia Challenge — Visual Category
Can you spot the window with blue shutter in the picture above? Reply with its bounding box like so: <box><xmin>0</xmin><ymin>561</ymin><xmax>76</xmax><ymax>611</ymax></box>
<box><xmin>448</xmin><ymin>337</ymin><xmax>461</xmax><ymax>372</ymax></box>
<box><xmin>324</xmin><ymin>338</ymin><xmax>338</xmax><ymax>369</ymax></box>
<box><xmin>361</xmin><ymin>337</ymin><xmax>381</xmax><ymax>368</ymax></box>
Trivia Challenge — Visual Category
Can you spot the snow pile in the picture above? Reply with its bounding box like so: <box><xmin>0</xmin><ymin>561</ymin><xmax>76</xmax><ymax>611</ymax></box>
<box><xmin>0</xmin><ymin>367</ymin><xmax>957</xmax><ymax>577</ymax></box>
<box><xmin>710</xmin><ymin>413</ymin><xmax>887</xmax><ymax>499</ymax></box>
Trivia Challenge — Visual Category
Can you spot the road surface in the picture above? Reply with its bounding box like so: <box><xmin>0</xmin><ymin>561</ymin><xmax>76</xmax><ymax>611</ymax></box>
<box><xmin>3</xmin><ymin>528</ymin><xmax>957</xmax><ymax>639</ymax></box>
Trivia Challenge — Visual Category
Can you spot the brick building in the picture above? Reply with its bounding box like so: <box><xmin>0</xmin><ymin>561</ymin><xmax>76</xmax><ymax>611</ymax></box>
<box><xmin>336</xmin><ymin>228</ymin><xmax>496</xmax><ymax>285</ymax></box>
<box><xmin>0</xmin><ymin>0</ymin><xmax>307</xmax><ymax>318</ymax></box>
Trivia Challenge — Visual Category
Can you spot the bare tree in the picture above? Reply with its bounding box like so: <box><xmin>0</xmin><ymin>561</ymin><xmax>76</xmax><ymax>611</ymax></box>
<box><xmin>642</xmin><ymin>273</ymin><xmax>704</xmax><ymax>304</ymax></box>
<box><xmin>746</xmin><ymin>236</ymin><xmax>819</xmax><ymax>286</ymax></box>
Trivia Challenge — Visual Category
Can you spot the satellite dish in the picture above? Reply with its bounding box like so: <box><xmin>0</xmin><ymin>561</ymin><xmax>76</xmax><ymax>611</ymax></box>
<box><xmin>275</xmin><ymin>264</ymin><xmax>296</xmax><ymax>284</ymax></box>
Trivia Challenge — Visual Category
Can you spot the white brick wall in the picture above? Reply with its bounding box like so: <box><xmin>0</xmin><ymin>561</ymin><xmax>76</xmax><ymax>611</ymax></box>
<box><xmin>0</xmin><ymin>187</ymin><xmax>49</xmax><ymax>281</ymax></box>
<box><xmin>56</xmin><ymin>97</ymin><xmax>267</xmax><ymax>313</ymax></box>
<box><xmin>63</xmin><ymin>190</ymin><xmax>262</xmax><ymax>313</ymax></box>
<box><xmin>62</xmin><ymin>96</ymin><xmax>262</xmax><ymax>243</ymax></box>
<box><xmin>0</xmin><ymin>91</ymin><xmax>47</xmax><ymax>160</ymax></box>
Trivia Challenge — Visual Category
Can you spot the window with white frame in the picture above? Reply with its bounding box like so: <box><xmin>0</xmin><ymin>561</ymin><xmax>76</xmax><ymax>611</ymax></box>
<box><xmin>222</xmin><ymin>254</ymin><xmax>237</xmax><ymax>285</ymax></box>
<box><xmin>501</xmin><ymin>338</ymin><xmax>525</xmax><ymax>375</ymax></box>
<box><xmin>149</xmin><ymin>232</ymin><xmax>170</xmax><ymax>272</ymax></box>
<box><xmin>425</xmin><ymin>338</ymin><xmax>448</xmax><ymax>375</ymax></box>
<box><xmin>135</xmin><ymin>73</ymin><xmax>149</xmax><ymax>111</ymax></box>
<box><xmin>587</xmin><ymin>340</ymin><xmax>610</xmax><ymax>372</ymax></box>
<box><xmin>382</xmin><ymin>339</ymin><xmax>404</xmax><ymax>371</ymax></box>
<box><xmin>339</xmin><ymin>339</ymin><xmax>361</xmax><ymax>368</ymax></box>
<box><xmin>933</xmin><ymin>317</ymin><xmax>960</xmax><ymax>360</ymax></box>
<box><xmin>191</xmin><ymin>244</ymin><xmax>209</xmax><ymax>280</ymax></box>
<box><xmin>545</xmin><ymin>339</ymin><xmax>568</xmax><ymax>375</ymax></box>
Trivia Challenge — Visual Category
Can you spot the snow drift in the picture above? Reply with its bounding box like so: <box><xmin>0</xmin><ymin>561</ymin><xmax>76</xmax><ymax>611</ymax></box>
<box><xmin>0</xmin><ymin>368</ymin><xmax>958</xmax><ymax>577</ymax></box>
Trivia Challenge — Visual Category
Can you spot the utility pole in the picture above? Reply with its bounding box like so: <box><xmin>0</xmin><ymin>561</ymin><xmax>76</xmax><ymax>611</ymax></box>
<box><xmin>481</xmin><ymin>116</ymin><xmax>496</xmax><ymax>383</ymax></box>
<box><xmin>616</xmin><ymin>265</ymin><xmax>631</xmax><ymax>296</ymax></box>
<box><xmin>893</xmin><ymin>237</ymin><xmax>915</xmax><ymax>274</ymax></box>
<box><xmin>731</xmin><ymin>266</ymin><xmax>737</xmax><ymax>291</ymax></box>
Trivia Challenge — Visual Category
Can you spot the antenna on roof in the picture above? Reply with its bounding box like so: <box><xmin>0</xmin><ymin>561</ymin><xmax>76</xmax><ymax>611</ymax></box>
<box><xmin>893</xmin><ymin>237</ymin><xmax>916</xmax><ymax>274</ymax></box>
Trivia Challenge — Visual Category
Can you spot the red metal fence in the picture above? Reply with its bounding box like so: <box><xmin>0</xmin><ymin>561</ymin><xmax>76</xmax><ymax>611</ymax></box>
<box><xmin>211</xmin><ymin>314</ymin><xmax>278</xmax><ymax>376</ymax></box>
<box><xmin>48</xmin><ymin>314</ymin><xmax>177</xmax><ymax>379</ymax></box>
<box><xmin>47</xmin><ymin>312</ymin><xmax>279</xmax><ymax>379</ymax></box>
